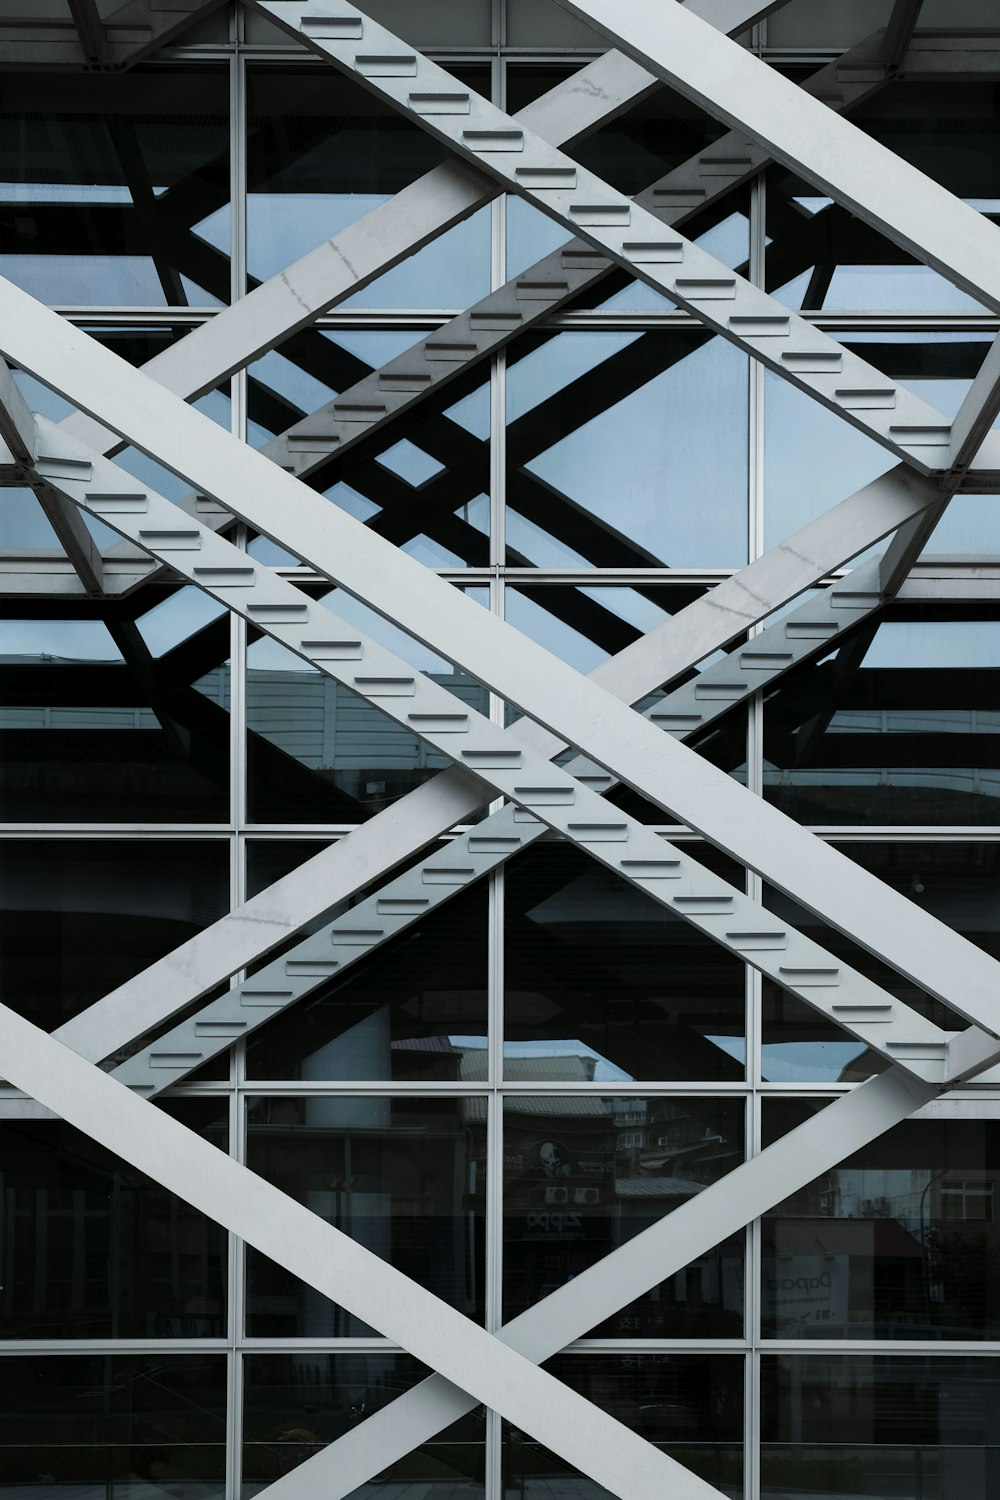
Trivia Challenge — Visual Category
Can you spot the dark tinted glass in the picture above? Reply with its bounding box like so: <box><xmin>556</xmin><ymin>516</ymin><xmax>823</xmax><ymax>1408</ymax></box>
<box><xmin>246</xmin><ymin>66</ymin><xmax>489</xmax><ymax>308</ymax></box>
<box><xmin>0</xmin><ymin>1101</ymin><xmax>228</xmax><ymax>1339</ymax></box>
<box><xmin>0</xmin><ymin>71</ymin><xmax>230</xmax><ymax>306</ymax></box>
<box><xmin>506</xmin><ymin>331</ymin><xmax>748</xmax><ymax>568</ymax></box>
<box><xmin>762</xmin><ymin>610</ymin><xmax>1000</xmax><ymax>826</ymax></box>
<box><xmin>246</xmin><ymin>588</ymin><xmax>489</xmax><ymax>824</ymax></box>
<box><xmin>504</xmin><ymin>1355</ymin><xmax>742</xmax><ymax>1499</ymax></box>
<box><xmin>763</xmin><ymin>1108</ymin><xmax>1000</xmax><ymax>1339</ymax></box>
<box><xmin>0</xmin><ymin>1354</ymin><xmax>227</xmax><ymax>1496</ymax></box>
<box><xmin>761</xmin><ymin>843</ymin><xmax>997</xmax><ymax>1083</ymax></box>
<box><xmin>246</xmin><ymin>328</ymin><xmax>490</xmax><ymax>568</ymax></box>
<box><xmin>244</xmin><ymin>874</ymin><xmax>488</xmax><ymax>1081</ymax></box>
<box><xmin>504</xmin><ymin>846</ymin><xmax>745</xmax><ymax>1082</ymax></box>
<box><xmin>0</xmin><ymin>589</ymin><xmax>231</xmax><ymax>822</ymax></box>
<box><xmin>0</xmin><ymin>840</ymin><xmax>229</xmax><ymax>1031</ymax></box>
<box><xmin>242</xmin><ymin>1353</ymin><xmax>485</xmax><ymax>1496</ymax></box>
<box><xmin>503</xmin><ymin>1097</ymin><xmax>744</xmax><ymax>1336</ymax></box>
<box><xmin>761</xmin><ymin>1356</ymin><xmax>1000</xmax><ymax>1499</ymax></box>
<box><xmin>245</xmin><ymin>1095</ymin><xmax>486</xmax><ymax>1336</ymax></box>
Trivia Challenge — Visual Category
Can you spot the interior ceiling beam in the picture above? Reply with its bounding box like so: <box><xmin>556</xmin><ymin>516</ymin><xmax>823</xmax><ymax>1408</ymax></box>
<box><xmin>0</xmin><ymin>0</ymin><xmax>228</xmax><ymax>71</ymax></box>
<box><xmin>884</xmin><ymin>0</ymin><xmax>925</xmax><ymax>74</ymax></box>
<box><xmin>67</xmin><ymin>0</ymin><xmax>107</xmax><ymax>65</ymax></box>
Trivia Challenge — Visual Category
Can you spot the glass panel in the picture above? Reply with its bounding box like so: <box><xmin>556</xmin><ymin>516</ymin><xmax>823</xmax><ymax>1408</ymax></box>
<box><xmin>0</xmin><ymin>1353</ymin><xmax>226</xmax><ymax>1498</ymax></box>
<box><xmin>246</xmin><ymin>328</ymin><xmax>490</xmax><ymax>568</ymax></box>
<box><xmin>762</xmin><ymin>1109</ymin><xmax>1000</xmax><ymax>1339</ymax></box>
<box><xmin>246</xmin><ymin>67</ymin><xmax>490</xmax><ymax>308</ymax></box>
<box><xmin>245</xmin><ymin>0</ymin><xmax>491</xmax><ymax>47</ymax></box>
<box><xmin>0</xmin><ymin>589</ymin><xmax>231</xmax><ymax>822</ymax></box>
<box><xmin>504</xmin><ymin>1355</ymin><xmax>743</xmax><ymax>1499</ymax></box>
<box><xmin>761</xmin><ymin>610</ymin><xmax>1000</xmax><ymax>826</ymax></box>
<box><xmin>244</xmin><ymin>869</ymin><xmax>487</xmax><ymax>1081</ymax></box>
<box><xmin>0</xmin><ymin>70</ymin><xmax>230</xmax><ymax>306</ymax></box>
<box><xmin>504</xmin><ymin>846</ymin><xmax>745</xmax><ymax>1083</ymax></box>
<box><xmin>245</xmin><ymin>1096</ymin><xmax>486</xmax><ymax>1336</ymax></box>
<box><xmin>503</xmin><ymin>1097</ymin><xmax>744</xmax><ymax>1337</ymax></box>
<box><xmin>0</xmin><ymin>840</ymin><xmax>229</xmax><ymax>1031</ymax></box>
<box><xmin>761</xmin><ymin>1356</ymin><xmax>1000</xmax><ymax>1500</ymax></box>
<box><xmin>506</xmin><ymin>0</ymin><xmax>606</xmax><ymax>46</ymax></box>
<box><xmin>0</xmin><ymin>1100</ymin><xmax>228</xmax><ymax>1339</ymax></box>
<box><xmin>761</xmin><ymin>844</ymin><xmax>999</xmax><ymax>1083</ymax></box>
<box><xmin>242</xmin><ymin>1354</ymin><xmax>485</xmax><ymax>1497</ymax></box>
<box><xmin>765</xmin><ymin>0</ymin><xmax>893</xmax><ymax>48</ymax></box>
<box><xmin>246</xmin><ymin>586</ymin><xmax>490</xmax><ymax>825</ymax></box>
<box><xmin>506</xmin><ymin>331</ymin><xmax>749</xmax><ymax>568</ymax></box>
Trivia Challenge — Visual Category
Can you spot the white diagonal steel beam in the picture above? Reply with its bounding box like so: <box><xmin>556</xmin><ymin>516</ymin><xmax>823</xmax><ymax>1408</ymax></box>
<box><xmin>0</xmin><ymin>999</ymin><xmax>719</xmax><ymax>1500</ymax></box>
<box><xmin>0</xmin><ymin>319</ymin><xmax>959</xmax><ymax>1044</ymax></box>
<box><xmin>112</xmin><ymin>552</ymin><xmax>946</xmax><ymax>1095</ymax></box>
<box><xmin>56</xmin><ymin>48</ymin><xmax>662</xmax><ymax>465</ymax></box>
<box><xmin>551</xmin><ymin>0</ymin><xmax>1000</xmax><ymax>313</ymax></box>
<box><xmin>29</xmin><ymin>419</ymin><xmax>964</xmax><ymax>1082</ymax></box>
<box><xmin>36</xmin><ymin>464</ymin><xmax>940</xmax><ymax>1078</ymax></box>
<box><xmin>0</xmin><ymin>242</ymin><xmax>992</xmax><ymax>1024</ymax></box>
<box><xmin>18</xmin><ymin>377</ymin><xmax>998</xmax><ymax>1036</ymax></box>
<box><xmin>119</xmin><ymin>29</ymin><xmax>893</xmax><ymax>565</ymax></box>
<box><xmin>242</xmin><ymin>33</ymin><xmax>894</xmax><ymax>495</ymax></box>
<box><xmin>254</xmin><ymin>1055</ymin><xmax>990</xmax><ymax>1500</ymax></box>
<box><xmin>255</xmin><ymin>2</ymin><xmax>975</xmax><ymax>480</ymax></box>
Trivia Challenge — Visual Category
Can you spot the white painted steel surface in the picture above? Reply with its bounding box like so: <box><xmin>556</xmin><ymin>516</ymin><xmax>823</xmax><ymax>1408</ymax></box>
<box><xmin>30</xmin><ymin>416</ymin><xmax>964</xmax><ymax>1079</ymax></box>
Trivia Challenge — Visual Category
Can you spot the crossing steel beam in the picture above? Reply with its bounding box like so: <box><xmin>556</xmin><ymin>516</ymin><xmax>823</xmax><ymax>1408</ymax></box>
<box><xmin>35</xmin><ymin>461</ymin><xmax>941</xmax><ymax>1076</ymax></box>
<box><xmin>253</xmin><ymin>1065</ymin><xmax>958</xmax><ymax>1500</ymax></box>
<box><xmin>0</xmin><ymin>997</ymin><xmax>717</xmax><ymax>1500</ymax></box>
<box><xmin>2</xmin><ymin>341</ymin><xmax>990</xmax><ymax>1032</ymax></box>
<box><xmin>6</xmin><ymin>980</ymin><xmax>993</xmax><ymax>1500</ymax></box>
<box><xmin>254</xmin><ymin>2</ymin><xmax>980</xmax><ymax>481</ymax></box>
<box><xmin>232</xmin><ymin>33</ymin><xmax>895</xmax><ymax>496</ymax></box>
<box><xmin>56</xmin><ymin>46</ymin><xmax>663</xmax><ymax>464</ymax></box>
<box><xmin>550</xmin><ymin>0</ymin><xmax>1000</xmax><ymax>313</ymax></box>
<box><xmin>30</xmin><ymin>415</ymin><xmax>972</xmax><ymax>1082</ymax></box>
<box><xmin>111</xmin><ymin>552</ymin><xmax>964</xmax><ymax>1096</ymax></box>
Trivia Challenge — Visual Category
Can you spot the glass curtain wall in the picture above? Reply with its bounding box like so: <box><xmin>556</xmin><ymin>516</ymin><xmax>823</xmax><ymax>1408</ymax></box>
<box><xmin>0</xmin><ymin>2</ymin><xmax>999</xmax><ymax>1496</ymax></box>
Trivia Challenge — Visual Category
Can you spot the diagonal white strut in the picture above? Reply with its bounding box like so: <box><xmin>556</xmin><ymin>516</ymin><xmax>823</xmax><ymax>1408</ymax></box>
<box><xmin>252</xmin><ymin>1064</ymin><xmax>952</xmax><ymax>1500</ymax></box>
<box><xmin>43</xmin><ymin>463</ymin><xmax>940</xmax><ymax>1073</ymax></box>
<box><xmin>254</xmin><ymin>0</ymin><xmax>984</xmax><ymax>480</ymax></box>
<box><xmin>0</xmin><ymin>286</ymin><xmax>980</xmax><ymax>1042</ymax></box>
<box><xmin>30</xmin><ymin>416</ymin><xmax>967</xmax><ymax>1081</ymax></box>
<box><xmin>1</xmin><ymin>288</ymin><xmax>996</xmax><ymax>1033</ymax></box>
<box><xmin>111</xmin><ymin>548</ymin><xmax>966</xmax><ymax>1095</ymax></box>
<box><xmin>0</xmin><ymin>998</ymin><xmax>722</xmax><ymax>1500</ymax></box>
<box><xmin>551</xmin><ymin>0</ymin><xmax>1000</xmax><ymax>312</ymax></box>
